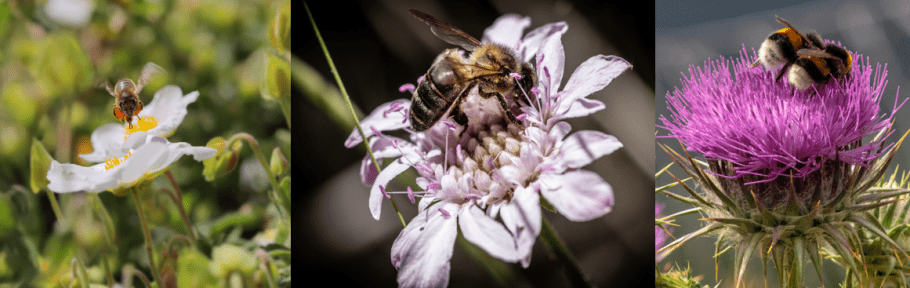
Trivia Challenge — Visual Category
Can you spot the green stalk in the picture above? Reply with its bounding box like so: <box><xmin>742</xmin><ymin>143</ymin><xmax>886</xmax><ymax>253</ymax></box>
<box><xmin>131</xmin><ymin>189</ymin><xmax>163</xmax><ymax>286</ymax></box>
<box><xmin>44</xmin><ymin>189</ymin><xmax>88</xmax><ymax>288</ymax></box>
<box><xmin>164</xmin><ymin>170</ymin><xmax>198</xmax><ymax>242</ymax></box>
<box><xmin>226</xmin><ymin>132</ymin><xmax>288</xmax><ymax>223</ymax></box>
<box><xmin>305</xmin><ymin>0</ymin><xmax>406</xmax><ymax>227</ymax></box>
<box><xmin>540</xmin><ymin>217</ymin><xmax>591</xmax><ymax>288</ymax></box>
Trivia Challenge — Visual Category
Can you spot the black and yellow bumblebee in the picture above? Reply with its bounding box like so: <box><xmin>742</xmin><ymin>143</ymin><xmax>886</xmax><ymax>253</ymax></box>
<box><xmin>752</xmin><ymin>16</ymin><xmax>852</xmax><ymax>90</ymax></box>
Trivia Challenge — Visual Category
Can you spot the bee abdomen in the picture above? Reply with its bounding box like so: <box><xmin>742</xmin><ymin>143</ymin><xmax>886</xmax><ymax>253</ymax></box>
<box><xmin>409</xmin><ymin>78</ymin><xmax>450</xmax><ymax>131</ymax></box>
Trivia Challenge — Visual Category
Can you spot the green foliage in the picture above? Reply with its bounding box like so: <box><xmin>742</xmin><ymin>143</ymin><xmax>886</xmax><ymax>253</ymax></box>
<box><xmin>0</xmin><ymin>0</ymin><xmax>291</xmax><ymax>286</ymax></box>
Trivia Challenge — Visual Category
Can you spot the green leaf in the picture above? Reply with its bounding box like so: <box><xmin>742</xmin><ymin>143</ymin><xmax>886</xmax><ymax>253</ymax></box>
<box><xmin>177</xmin><ymin>249</ymin><xmax>218</xmax><ymax>288</ymax></box>
<box><xmin>29</xmin><ymin>138</ymin><xmax>53</xmax><ymax>193</ymax></box>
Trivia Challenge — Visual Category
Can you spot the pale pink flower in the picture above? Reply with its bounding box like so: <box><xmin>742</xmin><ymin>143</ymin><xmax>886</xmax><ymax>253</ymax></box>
<box><xmin>346</xmin><ymin>13</ymin><xmax>630</xmax><ymax>287</ymax></box>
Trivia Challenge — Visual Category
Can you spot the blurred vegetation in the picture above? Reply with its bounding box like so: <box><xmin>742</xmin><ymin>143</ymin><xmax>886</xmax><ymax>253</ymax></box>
<box><xmin>0</xmin><ymin>0</ymin><xmax>291</xmax><ymax>287</ymax></box>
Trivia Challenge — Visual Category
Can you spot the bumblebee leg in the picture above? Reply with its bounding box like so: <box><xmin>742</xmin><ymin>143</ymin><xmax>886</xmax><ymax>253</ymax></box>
<box><xmin>774</xmin><ymin>62</ymin><xmax>793</xmax><ymax>83</ymax></box>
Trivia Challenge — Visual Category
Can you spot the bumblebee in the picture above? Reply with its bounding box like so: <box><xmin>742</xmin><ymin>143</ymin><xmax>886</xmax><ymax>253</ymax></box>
<box><xmin>786</xmin><ymin>43</ymin><xmax>852</xmax><ymax>90</ymax></box>
<box><xmin>407</xmin><ymin>10</ymin><xmax>536</xmax><ymax>132</ymax></box>
<box><xmin>751</xmin><ymin>16</ymin><xmax>825</xmax><ymax>82</ymax></box>
<box><xmin>102</xmin><ymin>62</ymin><xmax>165</xmax><ymax>129</ymax></box>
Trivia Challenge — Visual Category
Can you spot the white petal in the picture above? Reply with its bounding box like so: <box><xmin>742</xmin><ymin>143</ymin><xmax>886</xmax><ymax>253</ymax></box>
<box><xmin>119</xmin><ymin>138</ymin><xmax>168</xmax><ymax>183</ymax></box>
<box><xmin>557</xmin><ymin>55</ymin><xmax>631</xmax><ymax>113</ymax></box>
<box><xmin>540</xmin><ymin>171</ymin><xmax>614</xmax><ymax>222</ymax></box>
<box><xmin>79</xmin><ymin>123</ymin><xmax>127</xmax><ymax>163</ymax></box>
<box><xmin>392</xmin><ymin>203</ymin><xmax>458</xmax><ymax>288</ymax></box>
<box><xmin>361</xmin><ymin>136</ymin><xmax>414</xmax><ymax>185</ymax></box>
<box><xmin>538</xmin><ymin>29</ymin><xmax>566</xmax><ymax>95</ymax></box>
<box><xmin>345</xmin><ymin>100</ymin><xmax>411</xmax><ymax>148</ymax></box>
<box><xmin>560</xmin><ymin>131</ymin><xmax>622</xmax><ymax>168</ymax></box>
<box><xmin>558</xmin><ymin>97</ymin><xmax>605</xmax><ymax>119</ymax></box>
<box><xmin>518</xmin><ymin>22</ymin><xmax>567</xmax><ymax>63</ymax></box>
<box><xmin>369</xmin><ymin>158</ymin><xmax>411</xmax><ymax>220</ymax></box>
<box><xmin>482</xmin><ymin>14</ymin><xmax>531</xmax><ymax>51</ymax></box>
<box><xmin>46</xmin><ymin>161</ymin><xmax>108</xmax><ymax>193</ymax></box>
<box><xmin>139</xmin><ymin>86</ymin><xmax>200</xmax><ymax>138</ymax></box>
<box><xmin>459</xmin><ymin>205</ymin><xmax>519</xmax><ymax>262</ymax></box>
<box><xmin>499</xmin><ymin>186</ymin><xmax>541</xmax><ymax>267</ymax></box>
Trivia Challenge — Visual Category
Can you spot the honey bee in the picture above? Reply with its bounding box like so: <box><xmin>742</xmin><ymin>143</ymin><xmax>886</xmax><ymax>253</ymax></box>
<box><xmin>407</xmin><ymin>9</ymin><xmax>537</xmax><ymax>132</ymax></box>
<box><xmin>751</xmin><ymin>16</ymin><xmax>852</xmax><ymax>90</ymax></box>
<box><xmin>102</xmin><ymin>62</ymin><xmax>165</xmax><ymax>128</ymax></box>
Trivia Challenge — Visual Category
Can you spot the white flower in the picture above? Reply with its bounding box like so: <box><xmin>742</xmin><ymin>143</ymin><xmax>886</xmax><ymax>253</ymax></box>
<box><xmin>80</xmin><ymin>85</ymin><xmax>199</xmax><ymax>163</ymax></box>
<box><xmin>47</xmin><ymin>85</ymin><xmax>214</xmax><ymax>195</ymax></box>
<box><xmin>346</xmin><ymin>13</ymin><xmax>630</xmax><ymax>287</ymax></box>
<box><xmin>44</xmin><ymin>0</ymin><xmax>95</xmax><ymax>28</ymax></box>
<box><xmin>47</xmin><ymin>133</ymin><xmax>215</xmax><ymax>194</ymax></box>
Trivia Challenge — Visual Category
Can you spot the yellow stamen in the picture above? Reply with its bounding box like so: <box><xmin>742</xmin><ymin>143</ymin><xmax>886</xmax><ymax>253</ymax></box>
<box><xmin>104</xmin><ymin>151</ymin><xmax>133</xmax><ymax>170</ymax></box>
<box><xmin>123</xmin><ymin>116</ymin><xmax>159</xmax><ymax>140</ymax></box>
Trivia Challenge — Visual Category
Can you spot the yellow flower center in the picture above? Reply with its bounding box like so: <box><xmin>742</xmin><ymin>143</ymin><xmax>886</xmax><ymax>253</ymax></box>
<box><xmin>123</xmin><ymin>116</ymin><xmax>159</xmax><ymax>140</ymax></box>
<box><xmin>104</xmin><ymin>151</ymin><xmax>133</xmax><ymax>170</ymax></box>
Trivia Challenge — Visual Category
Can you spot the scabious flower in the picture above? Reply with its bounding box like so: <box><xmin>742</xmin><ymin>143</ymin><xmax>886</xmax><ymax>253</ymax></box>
<box><xmin>345</xmin><ymin>14</ymin><xmax>629</xmax><ymax>287</ymax></box>
<box><xmin>657</xmin><ymin>45</ymin><xmax>907</xmax><ymax>287</ymax></box>
<box><xmin>47</xmin><ymin>85</ymin><xmax>215</xmax><ymax>196</ymax></box>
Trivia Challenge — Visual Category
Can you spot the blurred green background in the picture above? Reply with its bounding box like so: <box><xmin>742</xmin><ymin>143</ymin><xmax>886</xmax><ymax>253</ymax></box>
<box><xmin>0</xmin><ymin>0</ymin><xmax>290</xmax><ymax>287</ymax></box>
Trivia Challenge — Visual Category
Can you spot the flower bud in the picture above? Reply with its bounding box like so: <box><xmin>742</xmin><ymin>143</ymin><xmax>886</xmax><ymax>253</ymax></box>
<box><xmin>202</xmin><ymin>137</ymin><xmax>241</xmax><ymax>182</ymax></box>
<box><xmin>30</xmin><ymin>138</ymin><xmax>52</xmax><ymax>193</ymax></box>
<box><xmin>260</xmin><ymin>53</ymin><xmax>290</xmax><ymax>101</ymax></box>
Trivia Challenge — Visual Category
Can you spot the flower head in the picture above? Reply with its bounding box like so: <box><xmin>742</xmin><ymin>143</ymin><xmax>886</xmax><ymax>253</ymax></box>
<box><xmin>660</xmin><ymin>46</ymin><xmax>897</xmax><ymax>184</ymax></box>
<box><xmin>655</xmin><ymin>203</ymin><xmax>671</xmax><ymax>263</ymax></box>
<box><xmin>80</xmin><ymin>85</ymin><xmax>199</xmax><ymax>162</ymax></box>
<box><xmin>47</xmin><ymin>86</ymin><xmax>214</xmax><ymax>196</ymax></box>
<box><xmin>657</xmin><ymin>45</ymin><xmax>908</xmax><ymax>287</ymax></box>
<box><xmin>346</xmin><ymin>13</ymin><xmax>630</xmax><ymax>287</ymax></box>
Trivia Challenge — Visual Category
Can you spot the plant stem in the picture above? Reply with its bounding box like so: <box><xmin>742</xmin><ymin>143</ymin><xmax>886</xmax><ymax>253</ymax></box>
<box><xmin>44</xmin><ymin>189</ymin><xmax>88</xmax><ymax>288</ymax></box>
<box><xmin>227</xmin><ymin>133</ymin><xmax>288</xmax><ymax>223</ymax></box>
<box><xmin>131</xmin><ymin>189</ymin><xmax>163</xmax><ymax>286</ymax></box>
<box><xmin>305</xmin><ymin>1</ymin><xmax>406</xmax><ymax>227</ymax></box>
<box><xmin>540</xmin><ymin>217</ymin><xmax>591</xmax><ymax>288</ymax></box>
<box><xmin>164</xmin><ymin>170</ymin><xmax>198</xmax><ymax>242</ymax></box>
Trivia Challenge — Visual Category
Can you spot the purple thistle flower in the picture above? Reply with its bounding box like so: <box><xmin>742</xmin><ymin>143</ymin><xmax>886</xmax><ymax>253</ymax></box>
<box><xmin>660</xmin><ymin>45</ymin><xmax>900</xmax><ymax>184</ymax></box>
<box><xmin>346</xmin><ymin>13</ymin><xmax>630</xmax><ymax>288</ymax></box>
<box><xmin>655</xmin><ymin>203</ymin><xmax>671</xmax><ymax>263</ymax></box>
<box><xmin>657</xmin><ymin>42</ymin><xmax>910</xmax><ymax>287</ymax></box>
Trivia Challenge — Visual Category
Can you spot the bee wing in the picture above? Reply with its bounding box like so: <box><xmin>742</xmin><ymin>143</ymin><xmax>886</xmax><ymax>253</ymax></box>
<box><xmin>409</xmin><ymin>9</ymin><xmax>482</xmax><ymax>51</ymax></box>
<box><xmin>100</xmin><ymin>81</ymin><xmax>116</xmax><ymax>96</ymax></box>
<box><xmin>135</xmin><ymin>62</ymin><xmax>166</xmax><ymax>94</ymax></box>
<box><xmin>775</xmin><ymin>15</ymin><xmax>822</xmax><ymax>50</ymax></box>
<box><xmin>797</xmin><ymin>49</ymin><xmax>839</xmax><ymax>59</ymax></box>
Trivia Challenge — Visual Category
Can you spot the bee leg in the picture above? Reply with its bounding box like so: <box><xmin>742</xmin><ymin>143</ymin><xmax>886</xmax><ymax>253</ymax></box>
<box><xmin>448</xmin><ymin>97</ymin><xmax>469</xmax><ymax>137</ymax></box>
<box><xmin>480</xmin><ymin>89</ymin><xmax>524</xmax><ymax>130</ymax></box>
<box><xmin>774</xmin><ymin>62</ymin><xmax>793</xmax><ymax>83</ymax></box>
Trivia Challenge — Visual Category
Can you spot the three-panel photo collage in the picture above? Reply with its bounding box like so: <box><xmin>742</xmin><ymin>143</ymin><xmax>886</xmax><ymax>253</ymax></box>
<box><xmin>2</xmin><ymin>0</ymin><xmax>909</xmax><ymax>287</ymax></box>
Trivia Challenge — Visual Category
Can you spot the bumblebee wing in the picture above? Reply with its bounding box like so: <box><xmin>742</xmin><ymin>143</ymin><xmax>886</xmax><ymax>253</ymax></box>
<box><xmin>409</xmin><ymin>10</ymin><xmax>482</xmax><ymax>51</ymax></box>
<box><xmin>775</xmin><ymin>15</ymin><xmax>821</xmax><ymax>49</ymax></box>
<box><xmin>797</xmin><ymin>49</ymin><xmax>838</xmax><ymax>59</ymax></box>
<box><xmin>136</xmin><ymin>62</ymin><xmax>166</xmax><ymax>94</ymax></box>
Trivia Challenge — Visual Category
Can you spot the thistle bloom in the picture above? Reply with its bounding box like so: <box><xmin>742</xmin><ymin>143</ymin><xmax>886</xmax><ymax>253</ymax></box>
<box><xmin>657</xmin><ymin>46</ymin><xmax>906</xmax><ymax>286</ymax></box>
<box><xmin>47</xmin><ymin>86</ymin><xmax>215</xmax><ymax>195</ymax></box>
<box><xmin>346</xmin><ymin>14</ymin><xmax>629</xmax><ymax>287</ymax></box>
<box><xmin>655</xmin><ymin>203</ymin><xmax>670</xmax><ymax>263</ymax></box>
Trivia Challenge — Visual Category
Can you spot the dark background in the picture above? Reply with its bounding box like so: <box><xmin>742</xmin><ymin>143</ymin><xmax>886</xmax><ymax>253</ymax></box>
<box><xmin>655</xmin><ymin>0</ymin><xmax>910</xmax><ymax>287</ymax></box>
<box><xmin>295</xmin><ymin>0</ymin><xmax>655</xmax><ymax>287</ymax></box>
